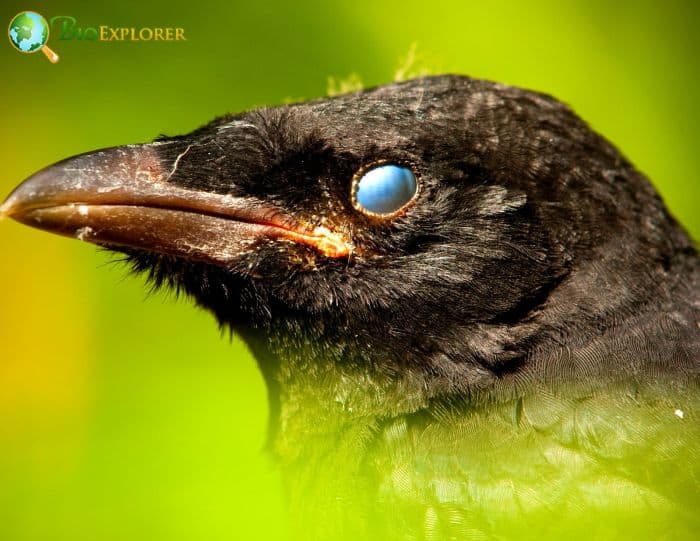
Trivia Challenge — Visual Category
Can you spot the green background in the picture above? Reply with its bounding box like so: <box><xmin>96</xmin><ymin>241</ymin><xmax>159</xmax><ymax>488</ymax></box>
<box><xmin>0</xmin><ymin>1</ymin><xmax>697</xmax><ymax>539</ymax></box>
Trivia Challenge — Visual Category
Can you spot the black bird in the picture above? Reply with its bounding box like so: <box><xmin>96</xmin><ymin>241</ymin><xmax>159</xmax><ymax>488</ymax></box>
<box><xmin>2</xmin><ymin>75</ymin><xmax>699</xmax><ymax>540</ymax></box>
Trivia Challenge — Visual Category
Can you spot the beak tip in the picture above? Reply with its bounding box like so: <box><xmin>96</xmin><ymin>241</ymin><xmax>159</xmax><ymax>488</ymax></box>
<box><xmin>0</xmin><ymin>196</ymin><xmax>14</xmax><ymax>221</ymax></box>
<box><xmin>1</xmin><ymin>182</ymin><xmax>31</xmax><ymax>222</ymax></box>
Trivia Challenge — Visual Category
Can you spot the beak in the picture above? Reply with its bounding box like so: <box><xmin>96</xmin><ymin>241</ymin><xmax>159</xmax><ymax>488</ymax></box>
<box><xmin>1</xmin><ymin>143</ymin><xmax>350</xmax><ymax>264</ymax></box>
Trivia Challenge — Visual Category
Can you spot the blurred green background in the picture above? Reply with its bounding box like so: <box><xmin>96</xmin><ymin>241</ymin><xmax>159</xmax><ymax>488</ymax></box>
<box><xmin>0</xmin><ymin>1</ymin><xmax>697</xmax><ymax>539</ymax></box>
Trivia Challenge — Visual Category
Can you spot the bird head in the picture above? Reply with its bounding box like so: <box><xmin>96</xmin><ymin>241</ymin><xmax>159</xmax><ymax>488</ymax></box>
<box><xmin>2</xmin><ymin>76</ymin><xmax>688</xmax><ymax>395</ymax></box>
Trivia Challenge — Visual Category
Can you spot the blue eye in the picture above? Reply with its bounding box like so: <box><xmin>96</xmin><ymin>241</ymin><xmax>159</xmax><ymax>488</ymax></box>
<box><xmin>352</xmin><ymin>164</ymin><xmax>418</xmax><ymax>216</ymax></box>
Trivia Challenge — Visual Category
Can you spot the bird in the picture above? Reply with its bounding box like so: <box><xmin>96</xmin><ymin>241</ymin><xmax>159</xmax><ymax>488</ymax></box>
<box><xmin>2</xmin><ymin>75</ymin><xmax>698</xmax><ymax>540</ymax></box>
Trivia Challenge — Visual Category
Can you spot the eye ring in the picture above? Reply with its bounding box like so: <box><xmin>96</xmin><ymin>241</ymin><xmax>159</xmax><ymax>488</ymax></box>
<box><xmin>350</xmin><ymin>160</ymin><xmax>421</xmax><ymax>218</ymax></box>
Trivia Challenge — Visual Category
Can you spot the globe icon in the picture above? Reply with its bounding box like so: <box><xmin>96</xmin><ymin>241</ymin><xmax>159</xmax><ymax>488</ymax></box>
<box><xmin>8</xmin><ymin>11</ymin><xmax>59</xmax><ymax>63</ymax></box>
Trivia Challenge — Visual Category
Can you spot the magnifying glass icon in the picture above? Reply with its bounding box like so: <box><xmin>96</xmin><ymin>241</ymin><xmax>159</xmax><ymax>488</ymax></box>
<box><xmin>8</xmin><ymin>11</ymin><xmax>59</xmax><ymax>64</ymax></box>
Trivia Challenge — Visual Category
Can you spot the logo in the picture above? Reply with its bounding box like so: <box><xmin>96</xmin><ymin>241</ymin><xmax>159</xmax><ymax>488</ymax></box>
<box><xmin>8</xmin><ymin>11</ymin><xmax>59</xmax><ymax>63</ymax></box>
<box><xmin>8</xmin><ymin>12</ymin><xmax>186</xmax><ymax>63</ymax></box>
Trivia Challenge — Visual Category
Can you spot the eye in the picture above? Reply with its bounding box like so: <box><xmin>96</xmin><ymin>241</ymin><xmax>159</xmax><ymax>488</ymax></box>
<box><xmin>352</xmin><ymin>164</ymin><xmax>418</xmax><ymax>216</ymax></box>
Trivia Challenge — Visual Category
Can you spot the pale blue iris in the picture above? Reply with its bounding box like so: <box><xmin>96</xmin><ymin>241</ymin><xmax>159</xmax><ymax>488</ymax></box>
<box><xmin>355</xmin><ymin>165</ymin><xmax>417</xmax><ymax>215</ymax></box>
